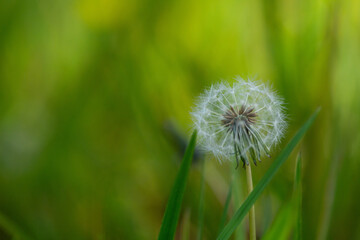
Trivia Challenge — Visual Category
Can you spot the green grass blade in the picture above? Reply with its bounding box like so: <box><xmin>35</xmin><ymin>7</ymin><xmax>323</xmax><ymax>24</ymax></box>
<box><xmin>262</xmin><ymin>153</ymin><xmax>302</xmax><ymax>240</ymax></box>
<box><xmin>294</xmin><ymin>152</ymin><xmax>302</xmax><ymax>240</ymax></box>
<box><xmin>180</xmin><ymin>209</ymin><xmax>191</xmax><ymax>240</ymax></box>
<box><xmin>262</xmin><ymin>201</ymin><xmax>295</xmax><ymax>240</ymax></box>
<box><xmin>197</xmin><ymin>160</ymin><xmax>205</xmax><ymax>240</ymax></box>
<box><xmin>158</xmin><ymin>130</ymin><xmax>197</xmax><ymax>240</ymax></box>
<box><xmin>294</xmin><ymin>152</ymin><xmax>302</xmax><ymax>190</ymax></box>
<box><xmin>217</xmin><ymin>108</ymin><xmax>320</xmax><ymax>240</ymax></box>
<box><xmin>218</xmin><ymin>181</ymin><xmax>233</xmax><ymax>234</ymax></box>
<box><xmin>232</xmin><ymin>168</ymin><xmax>246</xmax><ymax>240</ymax></box>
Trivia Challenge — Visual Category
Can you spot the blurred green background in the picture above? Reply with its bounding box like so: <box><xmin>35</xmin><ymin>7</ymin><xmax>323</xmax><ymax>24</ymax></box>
<box><xmin>0</xmin><ymin>0</ymin><xmax>359</xmax><ymax>239</ymax></box>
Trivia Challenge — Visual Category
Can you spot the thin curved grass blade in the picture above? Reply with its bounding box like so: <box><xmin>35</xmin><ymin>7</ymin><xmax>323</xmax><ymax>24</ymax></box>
<box><xmin>180</xmin><ymin>209</ymin><xmax>191</xmax><ymax>240</ymax></box>
<box><xmin>262</xmin><ymin>151</ymin><xmax>303</xmax><ymax>239</ymax></box>
<box><xmin>218</xmin><ymin>181</ymin><xmax>233</xmax><ymax>234</ymax></box>
<box><xmin>217</xmin><ymin>108</ymin><xmax>320</xmax><ymax>240</ymax></box>
<box><xmin>158</xmin><ymin>130</ymin><xmax>197</xmax><ymax>240</ymax></box>
<box><xmin>294</xmin><ymin>152</ymin><xmax>303</xmax><ymax>240</ymax></box>
<box><xmin>262</xmin><ymin>201</ymin><xmax>295</xmax><ymax>240</ymax></box>
<box><xmin>232</xmin><ymin>167</ymin><xmax>246</xmax><ymax>240</ymax></box>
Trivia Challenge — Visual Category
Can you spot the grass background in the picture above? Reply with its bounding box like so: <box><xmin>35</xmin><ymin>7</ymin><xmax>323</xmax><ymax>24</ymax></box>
<box><xmin>0</xmin><ymin>0</ymin><xmax>359</xmax><ymax>239</ymax></box>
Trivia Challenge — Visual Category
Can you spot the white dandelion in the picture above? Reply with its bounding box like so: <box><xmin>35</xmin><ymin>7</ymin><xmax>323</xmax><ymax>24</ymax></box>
<box><xmin>191</xmin><ymin>77</ymin><xmax>287</xmax><ymax>168</ymax></box>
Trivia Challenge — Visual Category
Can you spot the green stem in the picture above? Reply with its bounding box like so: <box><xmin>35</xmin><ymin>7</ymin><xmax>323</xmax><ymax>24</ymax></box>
<box><xmin>245</xmin><ymin>163</ymin><xmax>256</xmax><ymax>240</ymax></box>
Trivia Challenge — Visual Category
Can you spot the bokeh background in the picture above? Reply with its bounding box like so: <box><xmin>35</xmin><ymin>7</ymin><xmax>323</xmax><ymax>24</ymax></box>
<box><xmin>0</xmin><ymin>0</ymin><xmax>359</xmax><ymax>239</ymax></box>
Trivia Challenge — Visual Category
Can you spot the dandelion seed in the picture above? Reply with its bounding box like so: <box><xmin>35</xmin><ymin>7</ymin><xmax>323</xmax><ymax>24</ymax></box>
<box><xmin>191</xmin><ymin>77</ymin><xmax>287</xmax><ymax>168</ymax></box>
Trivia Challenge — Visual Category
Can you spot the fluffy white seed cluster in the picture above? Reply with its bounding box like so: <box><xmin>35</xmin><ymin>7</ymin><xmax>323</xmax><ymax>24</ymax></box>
<box><xmin>191</xmin><ymin>77</ymin><xmax>287</xmax><ymax>166</ymax></box>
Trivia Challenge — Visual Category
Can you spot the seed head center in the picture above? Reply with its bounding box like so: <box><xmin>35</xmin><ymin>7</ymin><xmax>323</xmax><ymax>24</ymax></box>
<box><xmin>221</xmin><ymin>105</ymin><xmax>257</xmax><ymax>132</ymax></box>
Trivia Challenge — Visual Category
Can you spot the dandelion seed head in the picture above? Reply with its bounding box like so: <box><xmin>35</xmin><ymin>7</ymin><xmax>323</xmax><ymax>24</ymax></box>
<box><xmin>191</xmin><ymin>77</ymin><xmax>287</xmax><ymax>167</ymax></box>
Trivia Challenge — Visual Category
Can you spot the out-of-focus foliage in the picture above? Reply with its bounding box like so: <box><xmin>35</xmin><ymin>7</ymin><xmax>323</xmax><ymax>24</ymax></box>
<box><xmin>0</xmin><ymin>0</ymin><xmax>359</xmax><ymax>239</ymax></box>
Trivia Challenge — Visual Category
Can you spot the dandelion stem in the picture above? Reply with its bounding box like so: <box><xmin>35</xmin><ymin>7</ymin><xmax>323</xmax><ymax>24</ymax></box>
<box><xmin>245</xmin><ymin>163</ymin><xmax>256</xmax><ymax>240</ymax></box>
